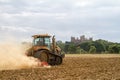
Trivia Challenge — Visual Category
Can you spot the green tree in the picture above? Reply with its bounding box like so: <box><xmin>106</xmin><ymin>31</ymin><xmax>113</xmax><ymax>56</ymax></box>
<box><xmin>94</xmin><ymin>40</ymin><xmax>106</xmax><ymax>53</ymax></box>
<box><xmin>79</xmin><ymin>48</ymin><xmax>87</xmax><ymax>54</ymax></box>
<box><xmin>79</xmin><ymin>41</ymin><xmax>92</xmax><ymax>51</ymax></box>
<box><xmin>64</xmin><ymin>42</ymin><xmax>70</xmax><ymax>53</ymax></box>
<box><xmin>108</xmin><ymin>44</ymin><xmax>120</xmax><ymax>53</ymax></box>
<box><xmin>89</xmin><ymin>46</ymin><xmax>96</xmax><ymax>53</ymax></box>
<box><xmin>68</xmin><ymin>43</ymin><xmax>76</xmax><ymax>53</ymax></box>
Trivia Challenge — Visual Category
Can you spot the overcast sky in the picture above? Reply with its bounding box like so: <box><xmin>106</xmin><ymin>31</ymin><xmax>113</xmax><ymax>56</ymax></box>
<box><xmin>0</xmin><ymin>0</ymin><xmax>120</xmax><ymax>43</ymax></box>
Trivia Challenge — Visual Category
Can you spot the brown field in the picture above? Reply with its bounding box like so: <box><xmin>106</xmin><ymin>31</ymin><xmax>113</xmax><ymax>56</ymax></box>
<box><xmin>0</xmin><ymin>54</ymin><xmax>120</xmax><ymax>80</ymax></box>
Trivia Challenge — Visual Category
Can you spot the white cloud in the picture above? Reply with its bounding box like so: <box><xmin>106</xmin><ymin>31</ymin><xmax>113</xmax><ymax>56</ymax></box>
<box><xmin>0</xmin><ymin>26</ymin><xmax>45</xmax><ymax>33</ymax></box>
<box><xmin>0</xmin><ymin>0</ymin><xmax>120</xmax><ymax>42</ymax></box>
<box><xmin>83</xmin><ymin>31</ymin><xmax>96</xmax><ymax>38</ymax></box>
<box><xmin>0</xmin><ymin>0</ymin><xmax>10</xmax><ymax>2</ymax></box>
<box><xmin>0</xmin><ymin>11</ymin><xmax>67</xmax><ymax>18</ymax></box>
<box><xmin>0</xmin><ymin>26</ymin><xmax>28</xmax><ymax>32</ymax></box>
<box><xmin>74</xmin><ymin>0</ymin><xmax>93</xmax><ymax>7</ymax></box>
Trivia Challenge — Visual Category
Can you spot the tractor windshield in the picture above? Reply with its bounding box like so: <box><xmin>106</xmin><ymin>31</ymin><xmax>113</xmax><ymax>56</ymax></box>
<box><xmin>44</xmin><ymin>37</ymin><xmax>51</xmax><ymax>48</ymax></box>
<box><xmin>33</xmin><ymin>37</ymin><xmax>51</xmax><ymax>48</ymax></box>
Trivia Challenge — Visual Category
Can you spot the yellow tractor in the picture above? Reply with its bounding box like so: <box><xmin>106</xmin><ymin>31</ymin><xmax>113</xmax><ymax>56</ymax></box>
<box><xmin>26</xmin><ymin>34</ymin><xmax>65</xmax><ymax>65</ymax></box>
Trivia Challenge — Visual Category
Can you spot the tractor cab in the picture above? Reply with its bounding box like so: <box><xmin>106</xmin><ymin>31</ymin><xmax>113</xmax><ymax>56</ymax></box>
<box><xmin>32</xmin><ymin>34</ymin><xmax>51</xmax><ymax>51</ymax></box>
<box><xmin>33</xmin><ymin>34</ymin><xmax>51</xmax><ymax>48</ymax></box>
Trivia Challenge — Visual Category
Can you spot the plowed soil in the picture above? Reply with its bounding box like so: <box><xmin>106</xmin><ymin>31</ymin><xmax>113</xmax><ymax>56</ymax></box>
<box><xmin>0</xmin><ymin>54</ymin><xmax>120</xmax><ymax>80</ymax></box>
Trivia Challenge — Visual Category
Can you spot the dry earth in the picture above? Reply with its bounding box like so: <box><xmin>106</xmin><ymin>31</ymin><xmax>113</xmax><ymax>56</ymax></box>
<box><xmin>0</xmin><ymin>54</ymin><xmax>120</xmax><ymax>80</ymax></box>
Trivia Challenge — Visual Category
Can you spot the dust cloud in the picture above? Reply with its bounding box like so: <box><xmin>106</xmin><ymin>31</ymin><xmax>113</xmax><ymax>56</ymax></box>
<box><xmin>0</xmin><ymin>42</ymin><xmax>40</xmax><ymax>70</ymax></box>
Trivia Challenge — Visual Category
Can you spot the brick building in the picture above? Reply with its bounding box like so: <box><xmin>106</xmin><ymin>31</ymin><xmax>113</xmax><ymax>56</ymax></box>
<box><xmin>71</xmin><ymin>35</ymin><xmax>93</xmax><ymax>44</ymax></box>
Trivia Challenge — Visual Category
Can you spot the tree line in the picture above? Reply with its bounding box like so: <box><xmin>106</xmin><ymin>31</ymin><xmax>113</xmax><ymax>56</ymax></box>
<box><xmin>57</xmin><ymin>39</ymin><xmax>120</xmax><ymax>54</ymax></box>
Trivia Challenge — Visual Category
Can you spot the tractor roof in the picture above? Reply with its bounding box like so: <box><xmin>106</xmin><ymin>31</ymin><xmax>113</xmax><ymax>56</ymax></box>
<box><xmin>32</xmin><ymin>34</ymin><xmax>51</xmax><ymax>38</ymax></box>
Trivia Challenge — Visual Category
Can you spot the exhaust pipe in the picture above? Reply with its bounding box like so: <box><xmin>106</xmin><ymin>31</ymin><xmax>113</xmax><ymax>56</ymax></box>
<box><xmin>52</xmin><ymin>35</ymin><xmax>56</xmax><ymax>53</ymax></box>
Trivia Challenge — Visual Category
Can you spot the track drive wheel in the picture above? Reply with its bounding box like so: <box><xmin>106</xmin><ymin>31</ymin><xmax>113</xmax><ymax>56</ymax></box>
<box><xmin>56</xmin><ymin>56</ymin><xmax>62</xmax><ymax>65</ymax></box>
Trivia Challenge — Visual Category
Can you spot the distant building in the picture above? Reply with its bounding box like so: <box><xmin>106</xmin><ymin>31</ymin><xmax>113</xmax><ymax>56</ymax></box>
<box><xmin>71</xmin><ymin>35</ymin><xmax>93</xmax><ymax>44</ymax></box>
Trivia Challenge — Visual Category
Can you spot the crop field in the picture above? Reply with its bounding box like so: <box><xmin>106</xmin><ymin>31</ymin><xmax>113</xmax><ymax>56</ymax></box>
<box><xmin>0</xmin><ymin>54</ymin><xmax>120</xmax><ymax>80</ymax></box>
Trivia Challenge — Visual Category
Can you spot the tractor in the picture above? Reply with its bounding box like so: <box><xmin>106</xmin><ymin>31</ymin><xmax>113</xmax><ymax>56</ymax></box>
<box><xmin>26</xmin><ymin>34</ymin><xmax>65</xmax><ymax>65</ymax></box>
